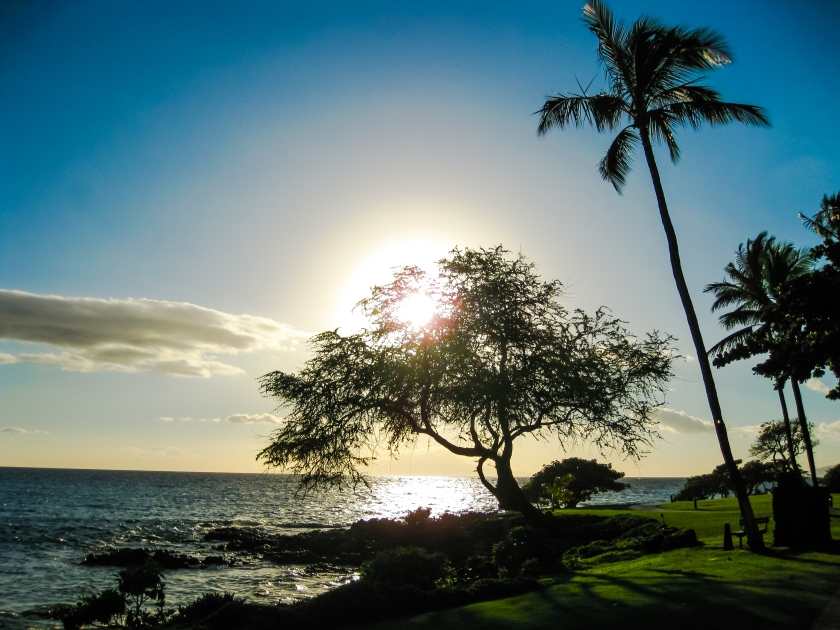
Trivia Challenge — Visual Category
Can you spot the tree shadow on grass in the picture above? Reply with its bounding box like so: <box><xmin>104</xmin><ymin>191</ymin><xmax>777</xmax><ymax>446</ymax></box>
<box><xmin>762</xmin><ymin>542</ymin><xmax>840</xmax><ymax>565</ymax></box>
<box><xmin>371</xmin><ymin>560</ymin><xmax>835</xmax><ymax>630</ymax></box>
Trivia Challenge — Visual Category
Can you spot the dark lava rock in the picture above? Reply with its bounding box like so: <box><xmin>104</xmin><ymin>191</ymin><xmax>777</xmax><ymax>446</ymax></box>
<box><xmin>82</xmin><ymin>547</ymin><xmax>224</xmax><ymax>569</ymax></box>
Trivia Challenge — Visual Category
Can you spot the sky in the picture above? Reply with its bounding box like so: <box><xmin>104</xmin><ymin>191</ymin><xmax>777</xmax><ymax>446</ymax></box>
<box><xmin>1</xmin><ymin>0</ymin><xmax>839</xmax><ymax>478</ymax></box>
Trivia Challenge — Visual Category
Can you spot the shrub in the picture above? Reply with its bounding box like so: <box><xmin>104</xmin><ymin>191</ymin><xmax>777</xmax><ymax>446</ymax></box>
<box><xmin>521</xmin><ymin>459</ymin><xmax>629</xmax><ymax>507</ymax></box>
<box><xmin>50</xmin><ymin>589</ymin><xmax>126</xmax><ymax>630</ymax></box>
<box><xmin>177</xmin><ymin>592</ymin><xmax>242</xmax><ymax>623</ymax></box>
<box><xmin>405</xmin><ymin>507</ymin><xmax>432</xmax><ymax>527</ymax></box>
<box><xmin>117</xmin><ymin>561</ymin><xmax>166</xmax><ymax>627</ymax></box>
<box><xmin>491</xmin><ymin>526</ymin><xmax>552</xmax><ymax>576</ymax></box>
<box><xmin>563</xmin><ymin>526</ymin><xmax>698</xmax><ymax>569</ymax></box>
<box><xmin>360</xmin><ymin>546</ymin><xmax>452</xmax><ymax>590</ymax></box>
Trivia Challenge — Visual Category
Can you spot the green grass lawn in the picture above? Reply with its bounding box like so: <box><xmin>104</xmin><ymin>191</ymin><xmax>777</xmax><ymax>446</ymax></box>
<box><xmin>358</xmin><ymin>495</ymin><xmax>840</xmax><ymax>630</ymax></box>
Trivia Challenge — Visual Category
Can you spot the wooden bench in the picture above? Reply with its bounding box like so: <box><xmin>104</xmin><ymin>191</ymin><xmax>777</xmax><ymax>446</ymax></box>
<box><xmin>732</xmin><ymin>517</ymin><xmax>770</xmax><ymax>548</ymax></box>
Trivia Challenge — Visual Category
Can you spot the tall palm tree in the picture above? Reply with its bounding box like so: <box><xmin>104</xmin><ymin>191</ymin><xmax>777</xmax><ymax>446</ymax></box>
<box><xmin>704</xmin><ymin>233</ymin><xmax>816</xmax><ymax>483</ymax></box>
<box><xmin>536</xmin><ymin>0</ymin><xmax>770</xmax><ymax>547</ymax></box>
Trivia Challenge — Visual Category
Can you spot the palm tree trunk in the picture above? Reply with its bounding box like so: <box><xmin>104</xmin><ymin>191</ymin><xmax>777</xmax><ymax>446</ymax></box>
<box><xmin>777</xmin><ymin>380</ymin><xmax>799</xmax><ymax>473</ymax></box>
<box><xmin>790</xmin><ymin>379</ymin><xmax>819</xmax><ymax>485</ymax></box>
<box><xmin>639</xmin><ymin>130</ymin><xmax>763</xmax><ymax>550</ymax></box>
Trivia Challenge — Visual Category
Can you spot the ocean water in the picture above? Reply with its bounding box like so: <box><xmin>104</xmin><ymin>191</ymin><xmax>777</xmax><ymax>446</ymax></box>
<box><xmin>0</xmin><ymin>467</ymin><xmax>685</xmax><ymax>629</ymax></box>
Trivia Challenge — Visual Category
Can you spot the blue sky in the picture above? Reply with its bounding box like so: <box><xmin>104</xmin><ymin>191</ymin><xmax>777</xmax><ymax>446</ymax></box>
<box><xmin>1</xmin><ymin>0</ymin><xmax>839</xmax><ymax>476</ymax></box>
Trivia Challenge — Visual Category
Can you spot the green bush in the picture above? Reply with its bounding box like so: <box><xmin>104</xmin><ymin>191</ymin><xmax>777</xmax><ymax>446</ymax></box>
<box><xmin>491</xmin><ymin>526</ymin><xmax>553</xmax><ymax>576</ymax></box>
<box><xmin>360</xmin><ymin>546</ymin><xmax>453</xmax><ymax>590</ymax></box>
<box><xmin>563</xmin><ymin>526</ymin><xmax>698</xmax><ymax>569</ymax></box>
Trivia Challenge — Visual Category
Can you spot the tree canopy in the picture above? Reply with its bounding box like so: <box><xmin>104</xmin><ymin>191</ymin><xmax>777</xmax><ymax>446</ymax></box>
<box><xmin>751</xmin><ymin>193</ymin><xmax>840</xmax><ymax>399</ymax></box>
<box><xmin>257</xmin><ymin>247</ymin><xmax>674</xmax><ymax>519</ymax></box>
<box><xmin>748</xmin><ymin>420</ymin><xmax>815</xmax><ymax>474</ymax></box>
<box><xmin>521</xmin><ymin>458</ymin><xmax>628</xmax><ymax>508</ymax></box>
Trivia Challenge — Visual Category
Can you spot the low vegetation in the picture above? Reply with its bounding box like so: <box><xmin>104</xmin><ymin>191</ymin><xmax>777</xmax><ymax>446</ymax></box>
<box><xmin>41</xmin><ymin>494</ymin><xmax>840</xmax><ymax>630</ymax></box>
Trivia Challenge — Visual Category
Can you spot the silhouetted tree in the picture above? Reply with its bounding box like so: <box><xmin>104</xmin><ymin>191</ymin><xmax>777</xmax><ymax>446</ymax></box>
<box><xmin>739</xmin><ymin>460</ymin><xmax>777</xmax><ymax>495</ymax></box>
<box><xmin>704</xmin><ymin>233</ymin><xmax>814</xmax><ymax>481</ymax></box>
<box><xmin>756</xmin><ymin>193</ymin><xmax>840</xmax><ymax>402</ymax></box>
<box><xmin>521</xmin><ymin>458</ymin><xmax>628</xmax><ymax>508</ymax></box>
<box><xmin>674</xmin><ymin>463</ymin><xmax>736</xmax><ymax>501</ymax></box>
<box><xmin>258</xmin><ymin>247</ymin><xmax>674</xmax><ymax>522</ymax></box>
<box><xmin>824</xmin><ymin>463</ymin><xmax>840</xmax><ymax>493</ymax></box>
<box><xmin>748</xmin><ymin>420</ymin><xmax>816</xmax><ymax>474</ymax></box>
<box><xmin>117</xmin><ymin>562</ymin><xmax>165</xmax><ymax>627</ymax></box>
<box><xmin>537</xmin><ymin>0</ymin><xmax>769</xmax><ymax>547</ymax></box>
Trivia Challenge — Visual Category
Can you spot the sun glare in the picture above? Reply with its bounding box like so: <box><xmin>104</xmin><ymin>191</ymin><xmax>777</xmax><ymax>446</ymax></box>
<box><xmin>397</xmin><ymin>293</ymin><xmax>436</xmax><ymax>326</ymax></box>
<box><xmin>336</xmin><ymin>239</ymin><xmax>450</xmax><ymax>332</ymax></box>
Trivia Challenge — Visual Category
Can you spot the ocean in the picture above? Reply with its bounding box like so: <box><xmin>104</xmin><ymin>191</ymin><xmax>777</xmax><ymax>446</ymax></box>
<box><xmin>0</xmin><ymin>467</ymin><xmax>685</xmax><ymax>629</ymax></box>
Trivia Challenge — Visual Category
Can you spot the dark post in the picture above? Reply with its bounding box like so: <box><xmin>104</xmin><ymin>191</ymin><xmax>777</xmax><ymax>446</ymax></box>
<box><xmin>693</xmin><ymin>498</ymin><xmax>698</xmax><ymax>510</ymax></box>
<box><xmin>723</xmin><ymin>523</ymin><xmax>734</xmax><ymax>550</ymax></box>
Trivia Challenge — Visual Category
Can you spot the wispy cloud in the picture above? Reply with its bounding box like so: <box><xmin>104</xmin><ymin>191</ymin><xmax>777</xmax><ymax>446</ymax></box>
<box><xmin>728</xmin><ymin>425</ymin><xmax>762</xmax><ymax>438</ymax></box>
<box><xmin>159</xmin><ymin>417</ymin><xmax>175</xmax><ymax>422</ymax></box>
<box><xmin>0</xmin><ymin>290</ymin><xmax>308</xmax><ymax>377</ymax></box>
<box><xmin>1</xmin><ymin>426</ymin><xmax>49</xmax><ymax>434</ymax></box>
<box><xmin>226</xmin><ymin>413</ymin><xmax>281</xmax><ymax>424</ymax></box>
<box><xmin>653</xmin><ymin>408</ymin><xmax>759</xmax><ymax>438</ymax></box>
<box><xmin>654</xmin><ymin>408</ymin><xmax>714</xmax><ymax>434</ymax></box>
<box><xmin>816</xmin><ymin>419</ymin><xmax>840</xmax><ymax>440</ymax></box>
<box><xmin>806</xmin><ymin>379</ymin><xmax>832</xmax><ymax>395</ymax></box>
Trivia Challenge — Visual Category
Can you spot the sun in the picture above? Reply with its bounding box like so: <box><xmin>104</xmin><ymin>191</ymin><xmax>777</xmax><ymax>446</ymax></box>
<box><xmin>396</xmin><ymin>293</ymin><xmax>436</xmax><ymax>327</ymax></box>
<box><xmin>335</xmin><ymin>239</ymin><xmax>450</xmax><ymax>332</ymax></box>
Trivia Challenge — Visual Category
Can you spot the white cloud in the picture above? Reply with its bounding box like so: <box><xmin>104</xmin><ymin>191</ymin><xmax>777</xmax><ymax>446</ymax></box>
<box><xmin>654</xmin><ymin>408</ymin><xmax>714</xmax><ymax>434</ymax></box>
<box><xmin>806</xmin><ymin>379</ymin><xmax>832</xmax><ymax>394</ymax></box>
<box><xmin>816</xmin><ymin>419</ymin><xmax>840</xmax><ymax>440</ymax></box>
<box><xmin>1</xmin><ymin>426</ymin><xmax>49</xmax><ymax>434</ymax></box>
<box><xmin>226</xmin><ymin>413</ymin><xmax>281</xmax><ymax>424</ymax></box>
<box><xmin>728</xmin><ymin>424</ymin><xmax>762</xmax><ymax>438</ymax></box>
<box><xmin>653</xmin><ymin>408</ymin><xmax>759</xmax><ymax>438</ymax></box>
<box><xmin>160</xmin><ymin>415</ymin><xmax>221</xmax><ymax>423</ymax></box>
<box><xmin>0</xmin><ymin>290</ymin><xmax>308</xmax><ymax>377</ymax></box>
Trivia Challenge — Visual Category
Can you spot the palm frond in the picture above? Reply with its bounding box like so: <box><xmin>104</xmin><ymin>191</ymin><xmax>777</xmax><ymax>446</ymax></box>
<box><xmin>536</xmin><ymin>93</ymin><xmax>626</xmax><ymax>135</ymax></box>
<box><xmin>801</xmin><ymin>192</ymin><xmax>840</xmax><ymax>240</ymax></box>
<box><xmin>704</xmin><ymin>279</ymin><xmax>765</xmax><ymax>312</ymax></box>
<box><xmin>656</xmin><ymin>100</ymin><xmax>770</xmax><ymax>129</ymax></box>
<box><xmin>707</xmin><ymin>326</ymin><xmax>758</xmax><ymax>359</ymax></box>
<box><xmin>583</xmin><ymin>1</ymin><xmax>632</xmax><ymax>98</ymax></box>
<box><xmin>597</xmin><ymin>125</ymin><xmax>639</xmax><ymax>193</ymax></box>
<box><xmin>718</xmin><ymin>306</ymin><xmax>763</xmax><ymax>330</ymax></box>
<box><xmin>649</xmin><ymin>83</ymin><xmax>721</xmax><ymax>110</ymax></box>
<box><xmin>646</xmin><ymin>109</ymin><xmax>681</xmax><ymax>163</ymax></box>
<box><xmin>764</xmin><ymin>241</ymin><xmax>814</xmax><ymax>296</ymax></box>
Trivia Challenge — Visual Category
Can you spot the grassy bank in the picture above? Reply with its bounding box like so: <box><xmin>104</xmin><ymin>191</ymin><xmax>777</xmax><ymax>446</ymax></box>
<box><xmin>359</xmin><ymin>495</ymin><xmax>840</xmax><ymax>630</ymax></box>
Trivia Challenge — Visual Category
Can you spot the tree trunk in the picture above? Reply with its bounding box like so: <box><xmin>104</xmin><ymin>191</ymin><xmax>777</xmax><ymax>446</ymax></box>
<box><xmin>777</xmin><ymin>380</ymin><xmax>799</xmax><ymax>473</ymax></box>
<box><xmin>478</xmin><ymin>457</ymin><xmax>544</xmax><ymax>523</ymax></box>
<box><xmin>790</xmin><ymin>379</ymin><xmax>819</xmax><ymax>485</ymax></box>
<box><xmin>639</xmin><ymin>130</ymin><xmax>763</xmax><ymax>550</ymax></box>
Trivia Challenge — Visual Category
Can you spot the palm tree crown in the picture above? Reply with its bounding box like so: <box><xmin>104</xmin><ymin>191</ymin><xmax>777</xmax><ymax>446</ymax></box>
<box><xmin>801</xmin><ymin>192</ymin><xmax>840</xmax><ymax>241</ymax></box>
<box><xmin>536</xmin><ymin>0</ymin><xmax>770</xmax><ymax>548</ymax></box>
<box><xmin>704</xmin><ymin>232</ymin><xmax>813</xmax><ymax>362</ymax></box>
<box><xmin>537</xmin><ymin>0</ymin><xmax>770</xmax><ymax>192</ymax></box>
